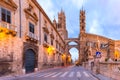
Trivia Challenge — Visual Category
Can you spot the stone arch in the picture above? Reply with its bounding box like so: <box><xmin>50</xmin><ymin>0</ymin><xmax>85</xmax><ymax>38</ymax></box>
<box><xmin>66</xmin><ymin>38</ymin><xmax>79</xmax><ymax>45</ymax></box>
<box><xmin>24</xmin><ymin>49</ymin><xmax>36</xmax><ymax>73</ymax></box>
<box><xmin>23</xmin><ymin>42</ymin><xmax>38</xmax><ymax>71</ymax></box>
<box><xmin>65</xmin><ymin>38</ymin><xmax>80</xmax><ymax>56</ymax></box>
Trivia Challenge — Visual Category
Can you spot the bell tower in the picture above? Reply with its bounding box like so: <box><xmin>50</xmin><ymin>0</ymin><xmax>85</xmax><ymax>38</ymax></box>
<box><xmin>57</xmin><ymin>9</ymin><xmax>68</xmax><ymax>40</ymax></box>
<box><xmin>80</xmin><ymin>9</ymin><xmax>86</xmax><ymax>34</ymax></box>
<box><xmin>79</xmin><ymin>9</ymin><xmax>87</xmax><ymax>64</ymax></box>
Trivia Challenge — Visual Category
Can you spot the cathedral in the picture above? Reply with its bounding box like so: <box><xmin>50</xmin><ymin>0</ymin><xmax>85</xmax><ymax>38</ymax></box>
<box><xmin>65</xmin><ymin>9</ymin><xmax>116</xmax><ymax>64</ymax></box>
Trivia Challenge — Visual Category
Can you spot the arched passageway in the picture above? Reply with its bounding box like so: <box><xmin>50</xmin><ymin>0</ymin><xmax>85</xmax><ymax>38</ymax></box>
<box><xmin>69</xmin><ymin>47</ymin><xmax>79</xmax><ymax>62</ymax></box>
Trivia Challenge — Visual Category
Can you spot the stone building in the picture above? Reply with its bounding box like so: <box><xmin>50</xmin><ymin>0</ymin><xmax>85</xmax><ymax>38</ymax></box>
<box><xmin>0</xmin><ymin>0</ymin><xmax>67</xmax><ymax>76</ymax></box>
<box><xmin>65</xmin><ymin>9</ymin><xmax>116</xmax><ymax>64</ymax></box>
<box><xmin>78</xmin><ymin>9</ymin><xmax>115</xmax><ymax>63</ymax></box>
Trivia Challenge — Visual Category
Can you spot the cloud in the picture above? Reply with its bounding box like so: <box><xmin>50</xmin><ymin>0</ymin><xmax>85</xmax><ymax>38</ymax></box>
<box><xmin>100</xmin><ymin>0</ymin><xmax>120</xmax><ymax>25</ymax></box>
<box><xmin>37</xmin><ymin>0</ymin><xmax>58</xmax><ymax>21</ymax></box>
<box><xmin>71</xmin><ymin>0</ymin><xmax>86</xmax><ymax>9</ymax></box>
<box><xmin>88</xmin><ymin>11</ymin><xmax>103</xmax><ymax>35</ymax></box>
<box><xmin>69</xmin><ymin>48</ymin><xmax>79</xmax><ymax>61</ymax></box>
<box><xmin>89</xmin><ymin>19</ymin><xmax>103</xmax><ymax>35</ymax></box>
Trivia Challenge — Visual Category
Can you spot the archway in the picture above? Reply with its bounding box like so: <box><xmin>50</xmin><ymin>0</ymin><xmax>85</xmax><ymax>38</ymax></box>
<box><xmin>69</xmin><ymin>47</ymin><xmax>79</xmax><ymax>62</ymax></box>
<box><xmin>67</xmin><ymin>41</ymin><xmax>79</xmax><ymax>63</ymax></box>
<box><xmin>24</xmin><ymin>49</ymin><xmax>36</xmax><ymax>73</ymax></box>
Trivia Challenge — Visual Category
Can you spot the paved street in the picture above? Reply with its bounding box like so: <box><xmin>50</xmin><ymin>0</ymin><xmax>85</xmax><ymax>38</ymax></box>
<box><xmin>0</xmin><ymin>66</ymin><xmax>98</xmax><ymax>80</ymax></box>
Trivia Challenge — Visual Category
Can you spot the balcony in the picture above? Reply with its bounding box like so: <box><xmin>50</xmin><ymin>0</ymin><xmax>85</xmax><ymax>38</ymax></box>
<box><xmin>25</xmin><ymin>32</ymin><xmax>38</xmax><ymax>43</ymax></box>
<box><xmin>0</xmin><ymin>21</ymin><xmax>17</xmax><ymax>36</ymax></box>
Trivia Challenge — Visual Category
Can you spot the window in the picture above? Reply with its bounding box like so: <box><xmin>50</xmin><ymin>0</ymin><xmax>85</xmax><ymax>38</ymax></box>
<box><xmin>1</xmin><ymin>8</ymin><xmax>11</xmax><ymax>23</ymax></box>
<box><xmin>44</xmin><ymin>20</ymin><xmax>47</xmax><ymax>27</ymax></box>
<box><xmin>51</xmin><ymin>39</ymin><xmax>53</xmax><ymax>45</ymax></box>
<box><xmin>56</xmin><ymin>42</ymin><xmax>58</xmax><ymax>49</ymax></box>
<box><xmin>44</xmin><ymin>33</ymin><xmax>47</xmax><ymax>42</ymax></box>
<box><xmin>57</xmin><ymin>24</ymin><xmax>61</xmax><ymax>29</ymax></box>
<box><xmin>100</xmin><ymin>43</ymin><xmax>108</xmax><ymax>48</ymax></box>
<box><xmin>81</xmin><ymin>19</ymin><xmax>84</xmax><ymax>23</ymax></box>
<box><xmin>29</xmin><ymin>22</ymin><xmax>34</xmax><ymax>33</ymax></box>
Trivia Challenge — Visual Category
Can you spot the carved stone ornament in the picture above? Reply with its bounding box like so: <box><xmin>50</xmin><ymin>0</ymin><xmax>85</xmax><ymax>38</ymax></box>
<box><xmin>42</xmin><ymin>27</ymin><xmax>49</xmax><ymax>34</ymax></box>
<box><xmin>0</xmin><ymin>0</ymin><xmax>18</xmax><ymax>11</ymax></box>
<box><xmin>24</xmin><ymin>4</ymin><xmax>38</xmax><ymax>24</ymax></box>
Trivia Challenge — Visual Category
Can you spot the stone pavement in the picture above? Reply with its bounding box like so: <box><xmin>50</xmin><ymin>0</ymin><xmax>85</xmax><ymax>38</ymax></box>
<box><xmin>0</xmin><ymin>66</ymin><xmax>116</xmax><ymax>80</ymax></box>
<box><xmin>96</xmin><ymin>74</ymin><xmax>115</xmax><ymax>80</ymax></box>
<box><xmin>88</xmin><ymin>70</ymin><xmax>116</xmax><ymax>80</ymax></box>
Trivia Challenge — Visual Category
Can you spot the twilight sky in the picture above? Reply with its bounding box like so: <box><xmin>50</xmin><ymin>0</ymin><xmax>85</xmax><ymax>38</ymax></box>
<box><xmin>37</xmin><ymin>0</ymin><xmax>120</xmax><ymax>61</ymax></box>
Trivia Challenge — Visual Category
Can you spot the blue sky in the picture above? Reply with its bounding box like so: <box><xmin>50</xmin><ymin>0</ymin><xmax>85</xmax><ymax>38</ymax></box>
<box><xmin>37</xmin><ymin>0</ymin><xmax>120</xmax><ymax>61</ymax></box>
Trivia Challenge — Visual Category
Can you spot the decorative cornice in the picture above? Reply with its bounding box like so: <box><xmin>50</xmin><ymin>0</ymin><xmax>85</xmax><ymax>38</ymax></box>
<box><xmin>43</xmin><ymin>41</ymin><xmax>49</xmax><ymax>48</ymax></box>
<box><xmin>42</xmin><ymin>27</ymin><xmax>49</xmax><ymax>34</ymax></box>
<box><xmin>0</xmin><ymin>0</ymin><xmax>18</xmax><ymax>11</ymax></box>
<box><xmin>24</xmin><ymin>8</ymin><xmax>38</xmax><ymax>23</ymax></box>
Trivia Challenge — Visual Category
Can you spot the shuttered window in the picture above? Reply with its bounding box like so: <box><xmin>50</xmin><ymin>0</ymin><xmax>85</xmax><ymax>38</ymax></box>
<box><xmin>1</xmin><ymin>8</ymin><xmax>11</xmax><ymax>23</ymax></box>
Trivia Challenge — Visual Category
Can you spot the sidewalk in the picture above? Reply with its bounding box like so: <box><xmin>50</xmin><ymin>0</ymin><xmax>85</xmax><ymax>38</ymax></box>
<box><xmin>95</xmin><ymin>74</ymin><xmax>115</xmax><ymax>80</ymax></box>
<box><xmin>88</xmin><ymin>70</ymin><xmax>116</xmax><ymax>80</ymax></box>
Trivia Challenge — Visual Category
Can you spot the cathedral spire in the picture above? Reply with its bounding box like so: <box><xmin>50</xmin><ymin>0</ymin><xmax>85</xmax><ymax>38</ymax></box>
<box><xmin>80</xmin><ymin>8</ymin><xmax>86</xmax><ymax>33</ymax></box>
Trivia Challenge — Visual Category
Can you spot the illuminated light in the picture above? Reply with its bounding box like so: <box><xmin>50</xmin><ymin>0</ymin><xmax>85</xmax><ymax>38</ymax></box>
<box><xmin>67</xmin><ymin>55</ymin><xmax>72</xmax><ymax>62</ymax></box>
<box><xmin>62</xmin><ymin>54</ymin><xmax>66</xmax><ymax>60</ymax></box>
<box><xmin>47</xmin><ymin>46</ymin><xmax>56</xmax><ymax>55</ymax></box>
<box><xmin>114</xmin><ymin>50</ymin><xmax>119</xmax><ymax>59</ymax></box>
<box><xmin>0</xmin><ymin>32</ymin><xmax>6</xmax><ymax>38</ymax></box>
<box><xmin>0</xmin><ymin>28</ymin><xmax>7</xmax><ymax>40</ymax></box>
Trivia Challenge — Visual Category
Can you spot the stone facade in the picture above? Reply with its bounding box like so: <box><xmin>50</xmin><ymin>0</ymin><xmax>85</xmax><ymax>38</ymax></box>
<box><xmin>0</xmin><ymin>0</ymin><xmax>66</xmax><ymax>76</ymax></box>
<box><xmin>78</xmin><ymin>10</ymin><xmax>115</xmax><ymax>63</ymax></box>
<box><xmin>65</xmin><ymin>10</ymin><xmax>116</xmax><ymax>64</ymax></box>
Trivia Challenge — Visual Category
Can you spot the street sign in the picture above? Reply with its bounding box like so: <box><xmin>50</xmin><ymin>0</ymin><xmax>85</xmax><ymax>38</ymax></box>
<box><xmin>96</xmin><ymin>51</ymin><xmax>101</xmax><ymax>58</ymax></box>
